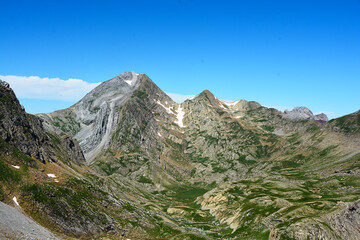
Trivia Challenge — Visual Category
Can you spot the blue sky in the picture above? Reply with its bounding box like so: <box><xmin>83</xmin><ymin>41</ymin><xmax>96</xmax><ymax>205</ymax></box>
<box><xmin>1</xmin><ymin>0</ymin><xmax>359</xmax><ymax>118</ymax></box>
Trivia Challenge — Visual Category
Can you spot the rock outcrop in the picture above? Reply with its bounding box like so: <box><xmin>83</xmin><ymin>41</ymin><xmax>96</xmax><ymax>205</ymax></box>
<box><xmin>0</xmin><ymin>80</ymin><xmax>85</xmax><ymax>164</ymax></box>
<box><xmin>283</xmin><ymin>106</ymin><xmax>328</xmax><ymax>122</ymax></box>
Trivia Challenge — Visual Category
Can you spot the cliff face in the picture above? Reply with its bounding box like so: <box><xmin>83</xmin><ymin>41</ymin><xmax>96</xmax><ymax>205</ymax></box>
<box><xmin>0</xmin><ymin>81</ymin><xmax>85</xmax><ymax>165</ymax></box>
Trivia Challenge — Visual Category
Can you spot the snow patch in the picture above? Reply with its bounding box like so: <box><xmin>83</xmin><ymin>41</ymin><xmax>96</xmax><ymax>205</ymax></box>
<box><xmin>273</xmin><ymin>129</ymin><xmax>284</xmax><ymax>136</ymax></box>
<box><xmin>124</xmin><ymin>72</ymin><xmax>138</xmax><ymax>86</ymax></box>
<box><xmin>11</xmin><ymin>165</ymin><xmax>20</xmax><ymax>169</ymax></box>
<box><xmin>175</xmin><ymin>105</ymin><xmax>185</xmax><ymax>128</ymax></box>
<box><xmin>158</xmin><ymin>132</ymin><xmax>162</xmax><ymax>137</ymax></box>
<box><xmin>235</xmin><ymin>116</ymin><xmax>242</xmax><ymax>119</ymax></box>
<box><xmin>156</xmin><ymin>100</ymin><xmax>174</xmax><ymax>114</ymax></box>
<box><xmin>47</xmin><ymin>174</ymin><xmax>56</xmax><ymax>178</ymax></box>
<box><xmin>224</xmin><ymin>100</ymin><xmax>240</xmax><ymax>106</ymax></box>
<box><xmin>124</xmin><ymin>79</ymin><xmax>134</xmax><ymax>86</ymax></box>
<box><xmin>215</xmin><ymin>96</ymin><xmax>239</xmax><ymax>107</ymax></box>
<box><xmin>54</xmin><ymin>179</ymin><xmax>59</xmax><ymax>183</ymax></box>
<box><xmin>12</xmin><ymin>196</ymin><xmax>19</xmax><ymax>206</ymax></box>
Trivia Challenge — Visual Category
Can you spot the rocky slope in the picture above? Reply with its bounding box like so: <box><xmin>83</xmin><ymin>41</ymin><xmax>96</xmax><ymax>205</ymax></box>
<box><xmin>0</xmin><ymin>80</ymin><xmax>85</xmax><ymax>165</ymax></box>
<box><xmin>0</xmin><ymin>201</ymin><xmax>60</xmax><ymax>240</ymax></box>
<box><xmin>2</xmin><ymin>72</ymin><xmax>360</xmax><ymax>239</ymax></box>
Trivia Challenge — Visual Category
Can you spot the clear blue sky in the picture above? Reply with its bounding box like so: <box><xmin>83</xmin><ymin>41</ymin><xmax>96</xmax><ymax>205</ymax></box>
<box><xmin>1</xmin><ymin>0</ymin><xmax>359</xmax><ymax>118</ymax></box>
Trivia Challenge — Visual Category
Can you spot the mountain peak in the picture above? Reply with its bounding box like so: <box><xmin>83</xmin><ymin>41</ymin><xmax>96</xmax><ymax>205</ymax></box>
<box><xmin>192</xmin><ymin>89</ymin><xmax>221</xmax><ymax>108</ymax></box>
<box><xmin>284</xmin><ymin>106</ymin><xmax>328</xmax><ymax>122</ymax></box>
<box><xmin>107</xmin><ymin>71</ymin><xmax>142</xmax><ymax>87</ymax></box>
<box><xmin>196</xmin><ymin>89</ymin><xmax>215</xmax><ymax>100</ymax></box>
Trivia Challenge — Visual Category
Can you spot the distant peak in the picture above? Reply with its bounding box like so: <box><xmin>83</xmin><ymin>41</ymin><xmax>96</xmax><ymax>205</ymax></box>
<box><xmin>198</xmin><ymin>89</ymin><xmax>216</xmax><ymax>100</ymax></box>
<box><xmin>106</xmin><ymin>71</ymin><xmax>143</xmax><ymax>87</ymax></box>
<box><xmin>284</xmin><ymin>106</ymin><xmax>313</xmax><ymax>115</ymax></box>
<box><xmin>200</xmin><ymin>89</ymin><xmax>213</xmax><ymax>95</ymax></box>
<box><xmin>284</xmin><ymin>106</ymin><xmax>328</xmax><ymax>122</ymax></box>
<box><xmin>120</xmin><ymin>71</ymin><xmax>141</xmax><ymax>79</ymax></box>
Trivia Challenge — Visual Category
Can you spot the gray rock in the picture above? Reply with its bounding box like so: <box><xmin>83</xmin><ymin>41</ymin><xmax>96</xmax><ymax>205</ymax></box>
<box><xmin>314</xmin><ymin>113</ymin><xmax>328</xmax><ymax>122</ymax></box>
<box><xmin>39</xmin><ymin>71</ymin><xmax>144</xmax><ymax>162</ymax></box>
<box><xmin>283</xmin><ymin>107</ymin><xmax>315</xmax><ymax>120</ymax></box>
<box><xmin>0</xmin><ymin>79</ymin><xmax>9</xmax><ymax>88</ymax></box>
<box><xmin>0</xmin><ymin>201</ymin><xmax>61</xmax><ymax>239</ymax></box>
<box><xmin>283</xmin><ymin>107</ymin><xmax>328</xmax><ymax>122</ymax></box>
<box><xmin>0</xmin><ymin>81</ymin><xmax>85</xmax><ymax>165</ymax></box>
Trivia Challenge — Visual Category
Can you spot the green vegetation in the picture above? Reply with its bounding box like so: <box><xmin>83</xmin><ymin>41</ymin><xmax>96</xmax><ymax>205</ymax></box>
<box><xmin>261</xmin><ymin>124</ymin><xmax>275</xmax><ymax>132</ymax></box>
<box><xmin>0</xmin><ymin>186</ymin><xmax>5</xmax><ymax>201</ymax></box>
<box><xmin>51</xmin><ymin>115</ymin><xmax>81</xmax><ymax>135</ymax></box>
<box><xmin>330</xmin><ymin>113</ymin><xmax>360</xmax><ymax>133</ymax></box>
<box><xmin>211</xmin><ymin>162</ymin><xmax>227</xmax><ymax>173</ymax></box>
<box><xmin>0</xmin><ymin>94</ymin><xmax>11</xmax><ymax>102</ymax></box>
<box><xmin>0</xmin><ymin>158</ymin><xmax>22</xmax><ymax>183</ymax></box>
<box><xmin>237</xmin><ymin>155</ymin><xmax>257</xmax><ymax>165</ymax></box>
<box><xmin>12</xmin><ymin>148</ymin><xmax>33</xmax><ymax>163</ymax></box>
<box><xmin>92</xmin><ymin>106</ymin><xmax>100</xmax><ymax>112</ymax></box>
<box><xmin>138</xmin><ymin>175</ymin><xmax>153</xmax><ymax>184</ymax></box>
<box><xmin>135</xmin><ymin>90</ymin><xmax>148</xmax><ymax>99</ymax></box>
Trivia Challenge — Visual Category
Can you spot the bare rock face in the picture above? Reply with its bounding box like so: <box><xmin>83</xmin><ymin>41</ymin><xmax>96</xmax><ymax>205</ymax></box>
<box><xmin>314</xmin><ymin>113</ymin><xmax>329</xmax><ymax>122</ymax></box>
<box><xmin>326</xmin><ymin>200</ymin><xmax>360</xmax><ymax>240</ymax></box>
<box><xmin>283</xmin><ymin>107</ymin><xmax>328</xmax><ymax>122</ymax></box>
<box><xmin>39</xmin><ymin>71</ymin><xmax>145</xmax><ymax>161</ymax></box>
<box><xmin>0</xmin><ymin>82</ymin><xmax>85</xmax><ymax>164</ymax></box>
<box><xmin>283</xmin><ymin>107</ymin><xmax>315</xmax><ymax>120</ymax></box>
<box><xmin>0</xmin><ymin>79</ymin><xmax>10</xmax><ymax>88</ymax></box>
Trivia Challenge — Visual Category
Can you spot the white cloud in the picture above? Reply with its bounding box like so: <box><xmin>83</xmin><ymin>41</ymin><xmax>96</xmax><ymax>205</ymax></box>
<box><xmin>166</xmin><ymin>92</ymin><xmax>195</xmax><ymax>103</ymax></box>
<box><xmin>0</xmin><ymin>75</ymin><xmax>101</xmax><ymax>101</ymax></box>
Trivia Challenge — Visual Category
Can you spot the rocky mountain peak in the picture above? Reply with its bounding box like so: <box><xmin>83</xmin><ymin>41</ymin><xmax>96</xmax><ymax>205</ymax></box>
<box><xmin>39</xmin><ymin>71</ymin><xmax>172</xmax><ymax>162</ymax></box>
<box><xmin>283</xmin><ymin>106</ymin><xmax>328</xmax><ymax>122</ymax></box>
<box><xmin>193</xmin><ymin>90</ymin><xmax>220</xmax><ymax>108</ymax></box>
<box><xmin>109</xmin><ymin>71</ymin><xmax>141</xmax><ymax>86</ymax></box>
<box><xmin>314</xmin><ymin>113</ymin><xmax>329</xmax><ymax>122</ymax></box>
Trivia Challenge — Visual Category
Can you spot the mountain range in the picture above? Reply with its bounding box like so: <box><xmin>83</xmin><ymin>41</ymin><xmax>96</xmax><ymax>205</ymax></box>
<box><xmin>1</xmin><ymin>72</ymin><xmax>360</xmax><ymax>240</ymax></box>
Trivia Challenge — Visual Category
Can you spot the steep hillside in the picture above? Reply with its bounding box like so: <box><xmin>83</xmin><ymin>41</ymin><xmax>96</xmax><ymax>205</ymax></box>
<box><xmin>328</xmin><ymin>110</ymin><xmax>360</xmax><ymax>134</ymax></box>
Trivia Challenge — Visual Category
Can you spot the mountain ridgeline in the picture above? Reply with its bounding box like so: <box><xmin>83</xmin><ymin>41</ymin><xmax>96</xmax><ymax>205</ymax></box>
<box><xmin>1</xmin><ymin>73</ymin><xmax>360</xmax><ymax>239</ymax></box>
